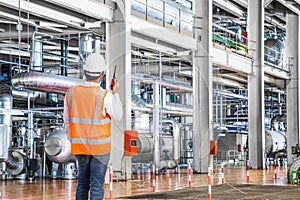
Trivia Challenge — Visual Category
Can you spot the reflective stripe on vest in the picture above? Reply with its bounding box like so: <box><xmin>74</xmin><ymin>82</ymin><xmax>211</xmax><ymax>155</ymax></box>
<box><xmin>69</xmin><ymin>117</ymin><xmax>111</xmax><ymax>125</ymax></box>
<box><xmin>70</xmin><ymin>136</ymin><xmax>111</xmax><ymax>145</ymax></box>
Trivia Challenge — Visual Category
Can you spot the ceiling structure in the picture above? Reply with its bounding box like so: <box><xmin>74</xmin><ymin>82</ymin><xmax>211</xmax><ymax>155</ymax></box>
<box><xmin>0</xmin><ymin>0</ymin><xmax>298</xmax><ymax>87</ymax></box>
<box><xmin>0</xmin><ymin>0</ymin><xmax>298</xmax><ymax>45</ymax></box>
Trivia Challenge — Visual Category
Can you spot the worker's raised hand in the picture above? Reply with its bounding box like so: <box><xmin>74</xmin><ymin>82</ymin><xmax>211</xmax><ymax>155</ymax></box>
<box><xmin>112</xmin><ymin>80</ymin><xmax>119</xmax><ymax>94</ymax></box>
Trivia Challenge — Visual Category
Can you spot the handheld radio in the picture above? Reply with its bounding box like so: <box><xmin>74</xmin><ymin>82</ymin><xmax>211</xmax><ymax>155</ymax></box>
<box><xmin>110</xmin><ymin>65</ymin><xmax>117</xmax><ymax>90</ymax></box>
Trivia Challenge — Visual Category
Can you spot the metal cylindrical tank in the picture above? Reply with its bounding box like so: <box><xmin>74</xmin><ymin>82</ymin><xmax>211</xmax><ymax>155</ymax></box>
<box><xmin>265</xmin><ymin>130</ymin><xmax>286</xmax><ymax>156</ymax></box>
<box><xmin>0</xmin><ymin>93</ymin><xmax>12</xmax><ymax>160</ymax></box>
<box><xmin>31</xmin><ymin>40</ymin><xmax>43</xmax><ymax>71</ymax></box>
<box><xmin>45</xmin><ymin>129</ymin><xmax>76</xmax><ymax>163</ymax></box>
<box><xmin>132</xmin><ymin>133</ymin><xmax>153</xmax><ymax>163</ymax></box>
<box><xmin>80</xmin><ymin>34</ymin><xmax>93</xmax><ymax>59</ymax></box>
<box><xmin>181</xmin><ymin>124</ymin><xmax>193</xmax><ymax>164</ymax></box>
<box><xmin>132</xmin><ymin>120</ymin><xmax>180</xmax><ymax>170</ymax></box>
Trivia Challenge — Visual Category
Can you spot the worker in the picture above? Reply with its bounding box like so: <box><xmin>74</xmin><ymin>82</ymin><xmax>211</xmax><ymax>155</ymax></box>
<box><xmin>64</xmin><ymin>52</ymin><xmax>123</xmax><ymax>200</ymax></box>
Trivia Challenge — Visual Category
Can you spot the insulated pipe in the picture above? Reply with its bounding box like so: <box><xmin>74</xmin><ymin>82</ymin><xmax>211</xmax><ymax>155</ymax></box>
<box><xmin>132</xmin><ymin>75</ymin><xmax>193</xmax><ymax>93</ymax></box>
<box><xmin>11</xmin><ymin>72</ymin><xmax>85</xmax><ymax>94</ymax></box>
<box><xmin>6</xmin><ymin>151</ymin><xmax>26</xmax><ymax>176</ymax></box>
<box><xmin>28</xmin><ymin>112</ymin><xmax>34</xmax><ymax>159</ymax></box>
<box><xmin>12</xmin><ymin>89</ymin><xmax>40</xmax><ymax>100</ymax></box>
<box><xmin>153</xmin><ymin>81</ymin><xmax>160</xmax><ymax>166</ymax></box>
<box><xmin>31</xmin><ymin>40</ymin><xmax>43</xmax><ymax>71</ymax></box>
<box><xmin>0</xmin><ymin>93</ymin><xmax>12</xmax><ymax>160</ymax></box>
<box><xmin>5</xmin><ymin>152</ymin><xmax>19</xmax><ymax>170</ymax></box>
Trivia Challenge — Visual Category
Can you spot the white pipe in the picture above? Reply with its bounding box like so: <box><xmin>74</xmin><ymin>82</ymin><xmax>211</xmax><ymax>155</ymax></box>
<box><xmin>153</xmin><ymin>81</ymin><xmax>160</xmax><ymax>166</ymax></box>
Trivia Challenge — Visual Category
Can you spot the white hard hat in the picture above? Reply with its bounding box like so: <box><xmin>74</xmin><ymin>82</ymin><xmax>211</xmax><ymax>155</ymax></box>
<box><xmin>83</xmin><ymin>52</ymin><xmax>106</xmax><ymax>75</ymax></box>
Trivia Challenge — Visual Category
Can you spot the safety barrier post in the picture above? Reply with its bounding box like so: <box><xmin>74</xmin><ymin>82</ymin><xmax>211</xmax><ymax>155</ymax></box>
<box><xmin>246</xmin><ymin>160</ymin><xmax>250</xmax><ymax>182</ymax></box>
<box><xmin>109</xmin><ymin>165</ymin><xmax>113</xmax><ymax>199</ymax></box>
<box><xmin>188</xmin><ymin>161</ymin><xmax>192</xmax><ymax>188</ymax></box>
<box><xmin>221</xmin><ymin>162</ymin><xmax>225</xmax><ymax>184</ymax></box>
<box><xmin>208</xmin><ymin>166</ymin><xmax>212</xmax><ymax>200</ymax></box>
<box><xmin>152</xmin><ymin>164</ymin><xmax>156</xmax><ymax>192</ymax></box>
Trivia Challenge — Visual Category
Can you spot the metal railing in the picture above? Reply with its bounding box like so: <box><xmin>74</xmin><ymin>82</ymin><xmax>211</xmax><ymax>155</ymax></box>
<box><xmin>131</xmin><ymin>1</ymin><xmax>287</xmax><ymax>71</ymax></box>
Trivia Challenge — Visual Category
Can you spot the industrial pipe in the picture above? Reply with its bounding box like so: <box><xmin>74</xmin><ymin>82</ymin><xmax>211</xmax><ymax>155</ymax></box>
<box><xmin>11</xmin><ymin>71</ymin><xmax>85</xmax><ymax>94</ymax></box>
<box><xmin>0</xmin><ymin>92</ymin><xmax>12</xmax><ymax>160</ymax></box>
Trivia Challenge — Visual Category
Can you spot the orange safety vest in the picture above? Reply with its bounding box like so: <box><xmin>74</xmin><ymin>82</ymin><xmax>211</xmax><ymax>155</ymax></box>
<box><xmin>66</xmin><ymin>85</ymin><xmax>111</xmax><ymax>155</ymax></box>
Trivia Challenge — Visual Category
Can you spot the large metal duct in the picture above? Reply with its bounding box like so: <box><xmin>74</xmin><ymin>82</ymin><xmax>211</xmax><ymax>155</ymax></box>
<box><xmin>265</xmin><ymin>130</ymin><xmax>286</xmax><ymax>157</ymax></box>
<box><xmin>1</xmin><ymin>73</ymin><xmax>40</xmax><ymax>100</ymax></box>
<box><xmin>132</xmin><ymin>120</ymin><xmax>180</xmax><ymax>170</ymax></box>
<box><xmin>11</xmin><ymin>72</ymin><xmax>84</xmax><ymax>94</ymax></box>
<box><xmin>6</xmin><ymin>151</ymin><xmax>26</xmax><ymax>176</ymax></box>
<box><xmin>12</xmin><ymin>89</ymin><xmax>40</xmax><ymax>100</ymax></box>
<box><xmin>264</xmin><ymin>39</ymin><xmax>286</xmax><ymax>66</ymax></box>
<box><xmin>45</xmin><ymin>129</ymin><xmax>76</xmax><ymax>163</ymax></box>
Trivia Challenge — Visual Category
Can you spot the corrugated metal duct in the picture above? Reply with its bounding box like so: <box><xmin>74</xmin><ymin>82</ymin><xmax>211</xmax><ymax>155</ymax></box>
<box><xmin>11</xmin><ymin>72</ymin><xmax>85</xmax><ymax>94</ymax></box>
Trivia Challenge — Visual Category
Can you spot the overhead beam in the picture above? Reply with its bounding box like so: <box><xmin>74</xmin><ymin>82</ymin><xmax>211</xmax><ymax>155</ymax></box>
<box><xmin>264</xmin><ymin>0</ymin><xmax>274</xmax><ymax>7</ymax></box>
<box><xmin>231</xmin><ymin>0</ymin><xmax>247</xmax><ymax>8</ymax></box>
<box><xmin>43</xmin><ymin>0</ymin><xmax>113</xmax><ymax>22</ymax></box>
<box><xmin>277</xmin><ymin>0</ymin><xmax>300</xmax><ymax>15</ymax></box>
<box><xmin>0</xmin><ymin>11</ymin><xmax>64</xmax><ymax>32</ymax></box>
<box><xmin>265</xmin><ymin>16</ymin><xmax>286</xmax><ymax>30</ymax></box>
<box><xmin>37</xmin><ymin>21</ymin><xmax>68</xmax><ymax>28</ymax></box>
<box><xmin>213</xmin><ymin>0</ymin><xmax>245</xmax><ymax>17</ymax></box>
<box><xmin>0</xmin><ymin>0</ymin><xmax>87</xmax><ymax>30</ymax></box>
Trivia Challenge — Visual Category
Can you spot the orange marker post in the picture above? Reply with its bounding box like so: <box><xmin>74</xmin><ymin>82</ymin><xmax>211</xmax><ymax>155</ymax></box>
<box><xmin>221</xmin><ymin>163</ymin><xmax>225</xmax><ymax>184</ymax></box>
<box><xmin>188</xmin><ymin>161</ymin><xmax>192</xmax><ymax>188</ymax></box>
<box><xmin>208</xmin><ymin>166</ymin><xmax>212</xmax><ymax>200</ymax></box>
<box><xmin>152</xmin><ymin>164</ymin><xmax>156</xmax><ymax>192</ymax></box>
<box><xmin>109</xmin><ymin>166</ymin><xmax>113</xmax><ymax>199</ymax></box>
<box><xmin>246</xmin><ymin>160</ymin><xmax>250</xmax><ymax>182</ymax></box>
